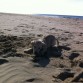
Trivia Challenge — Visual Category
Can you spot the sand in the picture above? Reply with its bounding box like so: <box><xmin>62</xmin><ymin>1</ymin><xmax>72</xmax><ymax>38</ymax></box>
<box><xmin>0</xmin><ymin>13</ymin><xmax>83</xmax><ymax>83</ymax></box>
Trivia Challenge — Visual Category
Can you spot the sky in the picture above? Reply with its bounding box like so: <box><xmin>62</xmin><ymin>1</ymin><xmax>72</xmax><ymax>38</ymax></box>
<box><xmin>0</xmin><ymin>0</ymin><xmax>83</xmax><ymax>16</ymax></box>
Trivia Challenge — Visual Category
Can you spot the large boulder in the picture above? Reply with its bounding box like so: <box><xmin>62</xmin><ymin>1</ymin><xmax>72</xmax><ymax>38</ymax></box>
<box><xmin>43</xmin><ymin>35</ymin><xmax>59</xmax><ymax>48</ymax></box>
<box><xmin>31</xmin><ymin>39</ymin><xmax>47</xmax><ymax>56</ymax></box>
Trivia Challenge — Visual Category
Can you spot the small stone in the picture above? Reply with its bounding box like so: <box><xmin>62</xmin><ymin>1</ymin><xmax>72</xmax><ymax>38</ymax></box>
<box><xmin>25</xmin><ymin>78</ymin><xmax>35</xmax><ymax>82</ymax></box>
<box><xmin>37</xmin><ymin>34</ymin><xmax>43</xmax><ymax>37</ymax></box>
<box><xmin>24</xmin><ymin>48</ymin><xmax>33</xmax><ymax>54</ymax></box>
<box><xmin>64</xmin><ymin>31</ymin><xmax>70</xmax><ymax>33</ymax></box>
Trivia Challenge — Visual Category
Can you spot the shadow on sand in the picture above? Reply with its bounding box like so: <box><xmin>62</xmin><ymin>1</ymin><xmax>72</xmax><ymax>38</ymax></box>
<box><xmin>0</xmin><ymin>59</ymin><xmax>9</xmax><ymax>65</ymax></box>
<box><xmin>32</xmin><ymin>46</ymin><xmax>71</xmax><ymax>67</ymax></box>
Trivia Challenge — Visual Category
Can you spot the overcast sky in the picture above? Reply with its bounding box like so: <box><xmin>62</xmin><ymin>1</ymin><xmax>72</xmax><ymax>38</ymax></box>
<box><xmin>0</xmin><ymin>0</ymin><xmax>83</xmax><ymax>16</ymax></box>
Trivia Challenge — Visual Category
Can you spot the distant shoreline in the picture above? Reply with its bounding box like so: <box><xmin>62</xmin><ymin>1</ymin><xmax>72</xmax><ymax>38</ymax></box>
<box><xmin>36</xmin><ymin>14</ymin><xmax>83</xmax><ymax>19</ymax></box>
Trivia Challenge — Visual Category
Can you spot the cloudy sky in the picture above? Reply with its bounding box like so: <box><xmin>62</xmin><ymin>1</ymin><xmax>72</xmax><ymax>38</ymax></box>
<box><xmin>0</xmin><ymin>0</ymin><xmax>83</xmax><ymax>16</ymax></box>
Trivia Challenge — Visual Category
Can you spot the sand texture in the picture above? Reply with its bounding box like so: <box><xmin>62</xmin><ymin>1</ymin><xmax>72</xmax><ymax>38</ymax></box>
<box><xmin>0</xmin><ymin>13</ymin><xmax>83</xmax><ymax>83</ymax></box>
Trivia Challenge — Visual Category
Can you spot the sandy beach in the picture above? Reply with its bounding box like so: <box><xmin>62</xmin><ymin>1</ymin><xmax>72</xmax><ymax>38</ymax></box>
<box><xmin>0</xmin><ymin>13</ymin><xmax>83</xmax><ymax>83</ymax></box>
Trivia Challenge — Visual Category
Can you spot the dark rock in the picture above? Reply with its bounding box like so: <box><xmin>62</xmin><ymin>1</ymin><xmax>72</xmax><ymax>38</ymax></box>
<box><xmin>25</xmin><ymin>78</ymin><xmax>35</xmax><ymax>82</ymax></box>
<box><xmin>64</xmin><ymin>31</ymin><xmax>70</xmax><ymax>33</ymax></box>
<box><xmin>46</xmin><ymin>47</ymin><xmax>62</xmax><ymax>57</ymax></box>
<box><xmin>69</xmin><ymin>53</ymin><xmax>80</xmax><ymax>60</ymax></box>
<box><xmin>57</xmin><ymin>71</ymin><xmax>74</xmax><ymax>81</ymax></box>
<box><xmin>79</xmin><ymin>62</ymin><xmax>83</xmax><ymax>68</ymax></box>
<box><xmin>37</xmin><ymin>34</ymin><xmax>43</xmax><ymax>37</ymax></box>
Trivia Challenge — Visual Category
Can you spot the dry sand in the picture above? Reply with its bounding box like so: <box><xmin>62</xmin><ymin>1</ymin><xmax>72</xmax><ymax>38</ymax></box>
<box><xmin>0</xmin><ymin>13</ymin><xmax>83</xmax><ymax>83</ymax></box>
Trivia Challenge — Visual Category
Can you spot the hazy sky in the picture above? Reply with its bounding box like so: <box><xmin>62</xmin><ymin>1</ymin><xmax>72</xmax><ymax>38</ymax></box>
<box><xmin>0</xmin><ymin>0</ymin><xmax>83</xmax><ymax>16</ymax></box>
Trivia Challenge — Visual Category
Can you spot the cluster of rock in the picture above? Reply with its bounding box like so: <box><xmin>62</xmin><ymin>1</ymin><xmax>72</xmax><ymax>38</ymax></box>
<box><xmin>24</xmin><ymin>35</ymin><xmax>59</xmax><ymax>57</ymax></box>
